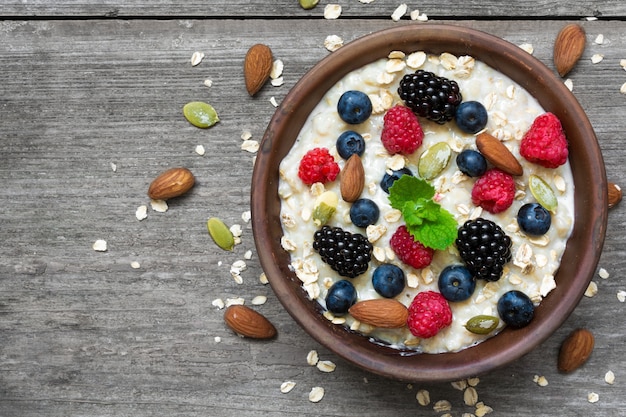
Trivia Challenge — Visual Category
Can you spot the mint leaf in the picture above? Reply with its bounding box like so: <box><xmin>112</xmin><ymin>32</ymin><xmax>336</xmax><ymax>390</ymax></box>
<box><xmin>388</xmin><ymin>175</ymin><xmax>435</xmax><ymax>210</ymax></box>
<box><xmin>388</xmin><ymin>174</ymin><xmax>457</xmax><ymax>250</ymax></box>
<box><xmin>406</xmin><ymin>206</ymin><xmax>458</xmax><ymax>250</ymax></box>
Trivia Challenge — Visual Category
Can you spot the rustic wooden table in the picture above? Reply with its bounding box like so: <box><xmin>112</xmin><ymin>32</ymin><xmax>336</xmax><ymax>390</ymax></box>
<box><xmin>1</xmin><ymin>1</ymin><xmax>625</xmax><ymax>416</ymax></box>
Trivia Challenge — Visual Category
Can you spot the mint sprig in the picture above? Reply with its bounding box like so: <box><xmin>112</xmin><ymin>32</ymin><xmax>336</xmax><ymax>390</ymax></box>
<box><xmin>388</xmin><ymin>175</ymin><xmax>457</xmax><ymax>250</ymax></box>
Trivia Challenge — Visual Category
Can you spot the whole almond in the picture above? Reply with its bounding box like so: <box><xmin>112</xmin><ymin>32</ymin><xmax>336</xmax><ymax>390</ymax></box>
<box><xmin>554</xmin><ymin>24</ymin><xmax>586</xmax><ymax>77</ymax></box>
<box><xmin>348</xmin><ymin>299</ymin><xmax>408</xmax><ymax>328</ymax></box>
<box><xmin>340</xmin><ymin>154</ymin><xmax>365</xmax><ymax>202</ymax></box>
<box><xmin>557</xmin><ymin>328</ymin><xmax>594</xmax><ymax>373</ymax></box>
<box><xmin>223</xmin><ymin>305</ymin><xmax>277</xmax><ymax>339</ymax></box>
<box><xmin>244</xmin><ymin>44</ymin><xmax>273</xmax><ymax>96</ymax></box>
<box><xmin>148</xmin><ymin>167</ymin><xmax>195</xmax><ymax>200</ymax></box>
<box><xmin>608</xmin><ymin>182</ymin><xmax>622</xmax><ymax>208</ymax></box>
<box><xmin>476</xmin><ymin>132</ymin><xmax>523</xmax><ymax>176</ymax></box>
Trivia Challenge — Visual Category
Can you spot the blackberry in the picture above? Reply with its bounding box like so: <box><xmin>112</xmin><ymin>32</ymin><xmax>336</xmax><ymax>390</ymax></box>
<box><xmin>455</xmin><ymin>218</ymin><xmax>512</xmax><ymax>282</ymax></box>
<box><xmin>313</xmin><ymin>225</ymin><xmax>373</xmax><ymax>278</ymax></box>
<box><xmin>398</xmin><ymin>70</ymin><xmax>463</xmax><ymax>124</ymax></box>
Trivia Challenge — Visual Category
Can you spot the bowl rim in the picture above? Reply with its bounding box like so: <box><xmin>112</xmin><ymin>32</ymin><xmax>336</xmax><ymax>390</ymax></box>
<box><xmin>251</xmin><ymin>23</ymin><xmax>608</xmax><ymax>382</ymax></box>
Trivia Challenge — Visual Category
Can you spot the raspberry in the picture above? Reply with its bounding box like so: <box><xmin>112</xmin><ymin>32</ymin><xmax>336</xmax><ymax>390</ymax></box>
<box><xmin>389</xmin><ymin>225</ymin><xmax>434</xmax><ymax>269</ymax></box>
<box><xmin>380</xmin><ymin>105</ymin><xmax>424</xmax><ymax>155</ymax></box>
<box><xmin>298</xmin><ymin>147</ymin><xmax>340</xmax><ymax>185</ymax></box>
<box><xmin>406</xmin><ymin>291</ymin><xmax>453</xmax><ymax>338</ymax></box>
<box><xmin>520</xmin><ymin>112</ymin><xmax>569</xmax><ymax>168</ymax></box>
<box><xmin>471</xmin><ymin>169</ymin><xmax>516</xmax><ymax>214</ymax></box>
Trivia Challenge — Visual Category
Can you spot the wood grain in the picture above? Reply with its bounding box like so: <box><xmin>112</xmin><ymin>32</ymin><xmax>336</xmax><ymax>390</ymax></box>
<box><xmin>0</xmin><ymin>15</ymin><xmax>625</xmax><ymax>417</ymax></box>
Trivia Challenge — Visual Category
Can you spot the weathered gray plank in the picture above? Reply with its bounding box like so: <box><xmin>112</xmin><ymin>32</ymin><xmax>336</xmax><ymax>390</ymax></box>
<box><xmin>0</xmin><ymin>18</ymin><xmax>625</xmax><ymax>417</ymax></box>
<box><xmin>1</xmin><ymin>0</ymin><xmax>625</xmax><ymax>18</ymax></box>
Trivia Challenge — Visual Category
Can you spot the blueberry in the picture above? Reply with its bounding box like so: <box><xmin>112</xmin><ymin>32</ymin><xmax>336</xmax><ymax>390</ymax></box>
<box><xmin>517</xmin><ymin>203</ymin><xmax>551</xmax><ymax>235</ymax></box>
<box><xmin>438</xmin><ymin>265</ymin><xmax>476</xmax><ymax>302</ymax></box>
<box><xmin>337</xmin><ymin>90</ymin><xmax>372</xmax><ymax>125</ymax></box>
<box><xmin>325</xmin><ymin>280</ymin><xmax>357</xmax><ymax>315</ymax></box>
<box><xmin>456</xmin><ymin>149</ymin><xmax>487</xmax><ymax>177</ymax></box>
<box><xmin>372</xmin><ymin>264</ymin><xmax>406</xmax><ymax>298</ymax></box>
<box><xmin>497</xmin><ymin>290</ymin><xmax>534</xmax><ymax>328</ymax></box>
<box><xmin>380</xmin><ymin>167</ymin><xmax>414</xmax><ymax>193</ymax></box>
<box><xmin>349</xmin><ymin>198</ymin><xmax>380</xmax><ymax>228</ymax></box>
<box><xmin>455</xmin><ymin>101</ymin><xmax>488</xmax><ymax>134</ymax></box>
<box><xmin>336</xmin><ymin>131</ymin><xmax>365</xmax><ymax>159</ymax></box>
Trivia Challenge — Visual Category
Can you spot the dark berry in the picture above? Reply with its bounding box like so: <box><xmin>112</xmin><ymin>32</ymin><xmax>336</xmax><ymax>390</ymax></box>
<box><xmin>517</xmin><ymin>203</ymin><xmax>551</xmax><ymax>235</ymax></box>
<box><xmin>455</xmin><ymin>101</ymin><xmax>488</xmax><ymax>134</ymax></box>
<box><xmin>372</xmin><ymin>263</ymin><xmax>406</xmax><ymax>298</ymax></box>
<box><xmin>456</xmin><ymin>149</ymin><xmax>487</xmax><ymax>177</ymax></box>
<box><xmin>455</xmin><ymin>218</ymin><xmax>512</xmax><ymax>282</ymax></box>
<box><xmin>438</xmin><ymin>265</ymin><xmax>476</xmax><ymax>302</ymax></box>
<box><xmin>337</xmin><ymin>90</ymin><xmax>372</xmax><ymax>125</ymax></box>
<box><xmin>398</xmin><ymin>70</ymin><xmax>463</xmax><ymax>124</ymax></box>
<box><xmin>349</xmin><ymin>198</ymin><xmax>380</xmax><ymax>228</ymax></box>
<box><xmin>336</xmin><ymin>130</ymin><xmax>365</xmax><ymax>159</ymax></box>
<box><xmin>497</xmin><ymin>290</ymin><xmax>534</xmax><ymax>328</ymax></box>
<box><xmin>380</xmin><ymin>167</ymin><xmax>414</xmax><ymax>194</ymax></box>
<box><xmin>312</xmin><ymin>225</ymin><xmax>373</xmax><ymax>278</ymax></box>
<box><xmin>325</xmin><ymin>280</ymin><xmax>357</xmax><ymax>315</ymax></box>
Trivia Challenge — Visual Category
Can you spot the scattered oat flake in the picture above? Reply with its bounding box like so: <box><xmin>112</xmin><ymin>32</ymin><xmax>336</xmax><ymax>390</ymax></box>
<box><xmin>605</xmin><ymin>370</ymin><xmax>615</xmax><ymax>384</ymax></box>
<box><xmin>591</xmin><ymin>54</ymin><xmax>604</xmax><ymax>64</ymax></box>
<box><xmin>214</xmin><ymin>336</ymin><xmax>221</xmax><ymax>343</ymax></box>
<box><xmin>409</xmin><ymin>9</ymin><xmax>420</xmax><ymax>20</ymax></box>
<box><xmin>416</xmin><ymin>389</ymin><xmax>430</xmax><ymax>406</ymax></box>
<box><xmin>464</xmin><ymin>386</ymin><xmax>479</xmax><ymax>406</ymax></box>
<box><xmin>588</xmin><ymin>392</ymin><xmax>599</xmax><ymax>403</ymax></box>
<box><xmin>212</xmin><ymin>298</ymin><xmax>225</xmax><ymax>309</ymax></box>
<box><xmin>269</xmin><ymin>96</ymin><xmax>279</xmax><ymax>107</ymax></box>
<box><xmin>306</xmin><ymin>349</ymin><xmax>319</xmax><ymax>366</ymax></box>
<box><xmin>594</xmin><ymin>34</ymin><xmax>605</xmax><ymax>44</ymax></box>
<box><xmin>585</xmin><ymin>16</ymin><xmax>598</xmax><ymax>21</ymax></box>
<box><xmin>92</xmin><ymin>239</ymin><xmax>107</xmax><ymax>252</ymax></box>
<box><xmin>195</xmin><ymin>144</ymin><xmax>205</xmax><ymax>155</ymax></box>
<box><xmin>242</xmin><ymin>210</ymin><xmax>251</xmax><ymax>223</ymax></box>
<box><xmin>324</xmin><ymin>4</ymin><xmax>342</xmax><ymax>19</ymax></box>
<box><xmin>259</xmin><ymin>272</ymin><xmax>269</xmax><ymax>285</ymax></box>
<box><xmin>203</xmin><ymin>79</ymin><xmax>213</xmax><ymax>88</ymax></box>
<box><xmin>191</xmin><ymin>51</ymin><xmax>204</xmax><ymax>66</ymax></box>
<box><xmin>620</xmin><ymin>82</ymin><xmax>626</xmax><ymax>95</ymax></box>
<box><xmin>617</xmin><ymin>290</ymin><xmax>626</xmax><ymax>302</ymax></box>
<box><xmin>251</xmin><ymin>295</ymin><xmax>267</xmax><ymax>305</ymax></box>
<box><xmin>317</xmin><ymin>360</ymin><xmax>336</xmax><ymax>372</ymax></box>
<box><xmin>241</xmin><ymin>139</ymin><xmax>260</xmax><ymax>153</ymax></box>
<box><xmin>533</xmin><ymin>375</ymin><xmax>549</xmax><ymax>386</ymax></box>
<box><xmin>136</xmin><ymin>205</ymin><xmax>148</xmax><ymax>221</ymax></box>
<box><xmin>271</xmin><ymin>76</ymin><xmax>284</xmax><ymax>87</ymax></box>
<box><xmin>620</xmin><ymin>59</ymin><xmax>626</xmax><ymax>69</ymax></box>
<box><xmin>270</xmin><ymin>59</ymin><xmax>284</xmax><ymax>79</ymax></box>
<box><xmin>280</xmin><ymin>381</ymin><xmax>296</xmax><ymax>393</ymax></box>
<box><xmin>475</xmin><ymin>402</ymin><xmax>494</xmax><ymax>416</ymax></box>
<box><xmin>598</xmin><ymin>268</ymin><xmax>610</xmax><ymax>279</ymax></box>
<box><xmin>130</xmin><ymin>261</ymin><xmax>141</xmax><ymax>269</ymax></box>
<box><xmin>110</xmin><ymin>162</ymin><xmax>117</xmax><ymax>172</ymax></box>
<box><xmin>150</xmin><ymin>199</ymin><xmax>168</xmax><ymax>213</ymax></box>
<box><xmin>433</xmin><ymin>400</ymin><xmax>452</xmax><ymax>412</ymax></box>
<box><xmin>324</xmin><ymin>35</ymin><xmax>344</xmax><ymax>52</ymax></box>
<box><xmin>564</xmin><ymin>78</ymin><xmax>573</xmax><ymax>91</ymax></box>
<box><xmin>391</xmin><ymin>4</ymin><xmax>407</xmax><ymax>21</ymax></box>
<box><xmin>415</xmin><ymin>12</ymin><xmax>428</xmax><ymax>21</ymax></box>
<box><xmin>225</xmin><ymin>297</ymin><xmax>245</xmax><ymax>307</ymax></box>
<box><xmin>309</xmin><ymin>386</ymin><xmax>325</xmax><ymax>403</ymax></box>
<box><xmin>584</xmin><ymin>281</ymin><xmax>598</xmax><ymax>297</ymax></box>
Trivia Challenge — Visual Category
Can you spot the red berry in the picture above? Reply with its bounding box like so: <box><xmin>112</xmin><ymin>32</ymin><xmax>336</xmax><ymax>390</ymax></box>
<box><xmin>471</xmin><ymin>168</ymin><xmax>516</xmax><ymax>214</ymax></box>
<box><xmin>389</xmin><ymin>225</ymin><xmax>434</xmax><ymax>269</ymax></box>
<box><xmin>298</xmin><ymin>147</ymin><xmax>340</xmax><ymax>185</ymax></box>
<box><xmin>520</xmin><ymin>112</ymin><xmax>569</xmax><ymax>168</ymax></box>
<box><xmin>407</xmin><ymin>291</ymin><xmax>453</xmax><ymax>338</ymax></box>
<box><xmin>381</xmin><ymin>105</ymin><xmax>424</xmax><ymax>155</ymax></box>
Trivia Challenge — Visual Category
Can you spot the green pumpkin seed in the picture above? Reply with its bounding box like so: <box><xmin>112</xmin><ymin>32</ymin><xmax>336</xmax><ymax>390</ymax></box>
<box><xmin>529</xmin><ymin>174</ymin><xmax>558</xmax><ymax>212</ymax></box>
<box><xmin>207</xmin><ymin>217</ymin><xmax>235</xmax><ymax>251</ymax></box>
<box><xmin>183</xmin><ymin>101</ymin><xmax>219</xmax><ymax>128</ymax></box>
<box><xmin>299</xmin><ymin>0</ymin><xmax>319</xmax><ymax>9</ymax></box>
<box><xmin>312</xmin><ymin>191</ymin><xmax>338</xmax><ymax>226</ymax></box>
<box><xmin>464</xmin><ymin>315</ymin><xmax>500</xmax><ymax>335</ymax></box>
<box><xmin>418</xmin><ymin>142</ymin><xmax>452</xmax><ymax>180</ymax></box>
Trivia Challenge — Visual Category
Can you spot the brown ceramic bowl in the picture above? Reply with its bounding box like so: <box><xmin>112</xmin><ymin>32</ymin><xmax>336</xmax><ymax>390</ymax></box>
<box><xmin>251</xmin><ymin>24</ymin><xmax>607</xmax><ymax>382</ymax></box>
